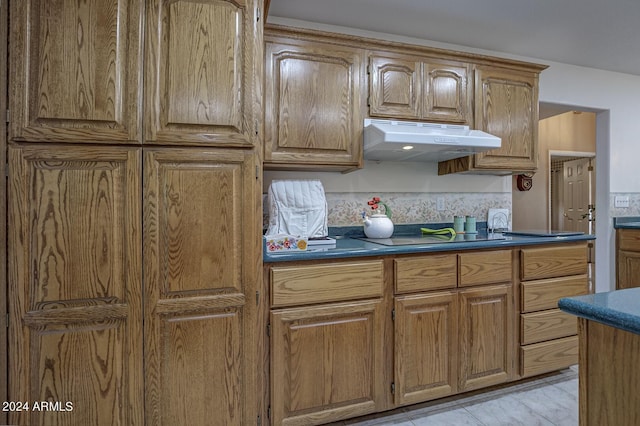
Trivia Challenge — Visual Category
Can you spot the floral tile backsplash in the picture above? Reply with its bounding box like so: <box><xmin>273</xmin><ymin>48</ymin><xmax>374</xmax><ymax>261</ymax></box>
<box><xmin>264</xmin><ymin>192</ymin><xmax>512</xmax><ymax>228</ymax></box>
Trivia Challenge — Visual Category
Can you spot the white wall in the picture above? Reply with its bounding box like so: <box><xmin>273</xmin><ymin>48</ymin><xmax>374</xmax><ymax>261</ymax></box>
<box><xmin>267</xmin><ymin>16</ymin><xmax>640</xmax><ymax>292</ymax></box>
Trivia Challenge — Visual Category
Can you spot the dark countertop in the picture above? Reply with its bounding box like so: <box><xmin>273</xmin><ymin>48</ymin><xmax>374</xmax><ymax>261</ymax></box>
<box><xmin>613</xmin><ymin>216</ymin><xmax>640</xmax><ymax>229</ymax></box>
<box><xmin>264</xmin><ymin>227</ymin><xmax>595</xmax><ymax>262</ymax></box>
<box><xmin>559</xmin><ymin>288</ymin><xmax>640</xmax><ymax>335</ymax></box>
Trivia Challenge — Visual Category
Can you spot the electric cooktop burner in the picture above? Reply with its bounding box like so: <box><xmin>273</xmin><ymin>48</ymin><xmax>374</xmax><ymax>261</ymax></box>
<box><xmin>357</xmin><ymin>233</ymin><xmax>506</xmax><ymax>246</ymax></box>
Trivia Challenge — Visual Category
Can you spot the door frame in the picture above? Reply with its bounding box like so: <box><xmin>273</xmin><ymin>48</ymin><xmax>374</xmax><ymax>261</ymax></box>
<box><xmin>1</xmin><ymin>0</ymin><xmax>8</xmax><ymax>420</ymax></box>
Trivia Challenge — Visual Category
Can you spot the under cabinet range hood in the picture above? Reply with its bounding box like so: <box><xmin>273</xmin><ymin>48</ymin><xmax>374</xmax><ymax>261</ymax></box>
<box><xmin>363</xmin><ymin>119</ymin><xmax>501</xmax><ymax>162</ymax></box>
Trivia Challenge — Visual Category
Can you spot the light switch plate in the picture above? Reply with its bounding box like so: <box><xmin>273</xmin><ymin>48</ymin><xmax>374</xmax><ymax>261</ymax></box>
<box><xmin>614</xmin><ymin>195</ymin><xmax>630</xmax><ymax>208</ymax></box>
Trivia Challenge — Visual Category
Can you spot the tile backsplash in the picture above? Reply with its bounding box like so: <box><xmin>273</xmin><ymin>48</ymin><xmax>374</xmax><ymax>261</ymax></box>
<box><xmin>610</xmin><ymin>193</ymin><xmax>640</xmax><ymax>217</ymax></box>
<box><xmin>264</xmin><ymin>192</ymin><xmax>512</xmax><ymax>228</ymax></box>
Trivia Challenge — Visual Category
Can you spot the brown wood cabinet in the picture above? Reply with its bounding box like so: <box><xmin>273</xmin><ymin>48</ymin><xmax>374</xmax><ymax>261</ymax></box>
<box><xmin>144</xmin><ymin>0</ymin><xmax>262</xmax><ymax>147</ymax></box>
<box><xmin>268</xmin><ymin>260</ymin><xmax>386</xmax><ymax>425</ymax></box>
<box><xmin>264</xmin><ymin>28</ymin><xmax>365</xmax><ymax>171</ymax></box>
<box><xmin>8</xmin><ymin>145</ymin><xmax>144</xmax><ymax>426</ymax></box>
<box><xmin>518</xmin><ymin>244</ymin><xmax>589</xmax><ymax>377</ymax></box>
<box><xmin>616</xmin><ymin>228</ymin><xmax>640</xmax><ymax>289</ymax></box>
<box><xmin>7</xmin><ymin>1</ymin><xmax>264</xmax><ymax>425</ymax></box>
<box><xmin>9</xmin><ymin>0</ymin><xmax>143</xmax><ymax>144</ymax></box>
<box><xmin>369</xmin><ymin>54</ymin><xmax>472</xmax><ymax>125</ymax></box>
<box><xmin>143</xmin><ymin>148</ymin><xmax>261</xmax><ymax>426</ymax></box>
<box><xmin>394</xmin><ymin>249</ymin><xmax>513</xmax><ymax>402</ymax></box>
<box><xmin>439</xmin><ymin>66</ymin><xmax>542</xmax><ymax>175</ymax></box>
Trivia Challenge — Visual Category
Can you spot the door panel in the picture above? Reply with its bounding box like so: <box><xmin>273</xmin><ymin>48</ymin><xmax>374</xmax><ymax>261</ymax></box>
<box><xmin>10</xmin><ymin>0</ymin><xmax>143</xmax><ymax>143</ymax></box>
<box><xmin>8</xmin><ymin>144</ymin><xmax>143</xmax><ymax>426</ymax></box>
<box><xmin>563</xmin><ymin>158</ymin><xmax>591</xmax><ymax>233</ymax></box>
<box><xmin>144</xmin><ymin>148</ymin><xmax>258</xmax><ymax>426</ymax></box>
<box><xmin>145</xmin><ymin>0</ymin><xmax>260</xmax><ymax>146</ymax></box>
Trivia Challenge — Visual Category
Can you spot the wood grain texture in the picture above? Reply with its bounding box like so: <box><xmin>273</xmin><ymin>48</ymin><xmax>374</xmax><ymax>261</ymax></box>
<box><xmin>143</xmin><ymin>148</ymin><xmax>260</xmax><ymax>426</ymax></box>
<box><xmin>520</xmin><ymin>336</ymin><xmax>578</xmax><ymax>377</ymax></box>
<box><xmin>145</xmin><ymin>0</ymin><xmax>260</xmax><ymax>147</ymax></box>
<box><xmin>8</xmin><ymin>144</ymin><xmax>143</xmax><ymax>426</ymax></box>
<box><xmin>264</xmin><ymin>36</ymin><xmax>364</xmax><ymax>170</ymax></box>
<box><xmin>520</xmin><ymin>309</ymin><xmax>578</xmax><ymax>345</ymax></box>
<box><xmin>473</xmin><ymin>66</ymin><xmax>538</xmax><ymax>171</ymax></box>
<box><xmin>395</xmin><ymin>292</ymin><xmax>458</xmax><ymax>405</ymax></box>
<box><xmin>458</xmin><ymin>249</ymin><xmax>512</xmax><ymax>287</ymax></box>
<box><xmin>423</xmin><ymin>62</ymin><xmax>472</xmax><ymax>124</ymax></box>
<box><xmin>616</xmin><ymin>229</ymin><xmax>640</xmax><ymax>289</ymax></box>
<box><xmin>271</xmin><ymin>260</ymin><xmax>384</xmax><ymax>307</ymax></box>
<box><xmin>9</xmin><ymin>0</ymin><xmax>143</xmax><ymax>143</ymax></box>
<box><xmin>394</xmin><ymin>254</ymin><xmax>457</xmax><ymax>294</ymax></box>
<box><xmin>271</xmin><ymin>300</ymin><xmax>385</xmax><ymax>425</ymax></box>
<box><xmin>369</xmin><ymin>54</ymin><xmax>421</xmax><ymax>119</ymax></box>
<box><xmin>458</xmin><ymin>284</ymin><xmax>513</xmax><ymax>391</ymax></box>
<box><xmin>520</xmin><ymin>243</ymin><xmax>588</xmax><ymax>280</ymax></box>
<box><xmin>521</xmin><ymin>275</ymin><xmax>589</xmax><ymax>313</ymax></box>
<box><xmin>0</xmin><ymin>1</ymin><xmax>7</xmax><ymax>422</ymax></box>
<box><xmin>580</xmin><ymin>319</ymin><xmax>640</xmax><ymax>426</ymax></box>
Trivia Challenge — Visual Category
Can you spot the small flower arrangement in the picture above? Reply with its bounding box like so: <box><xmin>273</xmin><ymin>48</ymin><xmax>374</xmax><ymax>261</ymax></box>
<box><xmin>367</xmin><ymin>196</ymin><xmax>392</xmax><ymax>218</ymax></box>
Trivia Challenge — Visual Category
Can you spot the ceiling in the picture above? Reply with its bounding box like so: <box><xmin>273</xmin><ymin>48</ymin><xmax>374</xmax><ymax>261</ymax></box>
<box><xmin>267</xmin><ymin>0</ymin><xmax>640</xmax><ymax>77</ymax></box>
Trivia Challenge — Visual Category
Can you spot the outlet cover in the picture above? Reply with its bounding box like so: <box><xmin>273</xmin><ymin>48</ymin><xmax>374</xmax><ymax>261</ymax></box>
<box><xmin>436</xmin><ymin>197</ymin><xmax>445</xmax><ymax>211</ymax></box>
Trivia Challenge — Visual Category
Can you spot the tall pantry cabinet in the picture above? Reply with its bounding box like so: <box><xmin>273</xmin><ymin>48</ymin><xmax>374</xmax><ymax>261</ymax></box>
<box><xmin>7</xmin><ymin>1</ymin><xmax>263</xmax><ymax>425</ymax></box>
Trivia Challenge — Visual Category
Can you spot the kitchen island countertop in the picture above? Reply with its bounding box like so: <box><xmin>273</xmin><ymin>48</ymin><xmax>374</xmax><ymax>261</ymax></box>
<box><xmin>264</xmin><ymin>232</ymin><xmax>595</xmax><ymax>262</ymax></box>
<box><xmin>559</xmin><ymin>287</ymin><xmax>640</xmax><ymax>335</ymax></box>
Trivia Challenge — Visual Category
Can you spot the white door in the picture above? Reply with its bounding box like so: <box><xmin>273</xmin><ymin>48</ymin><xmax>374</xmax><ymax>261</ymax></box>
<box><xmin>562</xmin><ymin>158</ymin><xmax>593</xmax><ymax>233</ymax></box>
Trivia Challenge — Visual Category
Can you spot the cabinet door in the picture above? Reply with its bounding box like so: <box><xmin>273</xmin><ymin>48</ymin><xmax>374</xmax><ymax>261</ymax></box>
<box><xmin>9</xmin><ymin>0</ymin><xmax>143</xmax><ymax>143</ymax></box>
<box><xmin>145</xmin><ymin>0</ymin><xmax>261</xmax><ymax>146</ymax></box>
<box><xmin>395</xmin><ymin>292</ymin><xmax>458</xmax><ymax>406</ymax></box>
<box><xmin>423</xmin><ymin>62</ymin><xmax>472</xmax><ymax>124</ymax></box>
<box><xmin>369</xmin><ymin>55</ymin><xmax>421</xmax><ymax>119</ymax></box>
<box><xmin>271</xmin><ymin>300</ymin><xmax>385</xmax><ymax>425</ymax></box>
<box><xmin>265</xmin><ymin>38</ymin><xmax>364</xmax><ymax>170</ymax></box>
<box><xmin>144</xmin><ymin>148</ymin><xmax>260</xmax><ymax>426</ymax></box>
<box><xmin>617</xmin><ymin>250</ymin><xmax>640</xmax><ymax>289</ymax></box>
<box><xmin>8</xmin><ymin>144</ymin><xmax>143</xmax><ymax>426</ymax></box>
<box><xmin>473</xmin><ymin>66</ymin><xmax>539</xmax><ymax>171</ymax></box>
<box><xmin>459</xmin><ymin>284</ymin><xmax>514</xmax><ymax>391</ymax></box>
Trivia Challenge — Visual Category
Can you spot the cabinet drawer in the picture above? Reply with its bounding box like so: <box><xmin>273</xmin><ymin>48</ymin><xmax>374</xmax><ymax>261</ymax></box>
<box><xmin>271</xmin><ymin>260</ymin><xmax>384</xmax><ymax>307</ymax></box>
<box><xmin>458</xmin><ymin>250</ymin><xmax>512</xmax><ymax>287</ymax></box>
<box><xmin>520</xmin><ymin>336</ymin><xmax>578</xmax><ymax>377</ymax></box>
<box><xmin>520</xmin><ymin>244</ymin><xmax>588</xmax><ymax>280</ymax></box>
<box><xmin>521</xmin><ymin>309</ymin><xmax>578</xmax><ymax>345</ymax></box>
<box><xmin>395</xmin><ymin>254</ymin><xmax>457</xmax><ymax>294</ymax></box>
<box><xmin>618</xmin><ymin>229</ymin><xmax>640</xmax><ymax>251</ymax></box>
<box><xmin>521</xmin><ymin>275</ymin><xmax>588</xmax><ymax>313</ymax></box>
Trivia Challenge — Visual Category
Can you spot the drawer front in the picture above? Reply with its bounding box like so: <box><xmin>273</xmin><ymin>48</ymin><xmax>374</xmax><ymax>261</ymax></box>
<box><xmin>521</xmin><ymin>275</ymin><xmax>589</xmax><ymax>313</ymax></box>
<box><xmin>521</xmin><ymin>309</ymin><xmax>578</xmax><ymax>345</ymax></box>
<box><xmin>618</xmin><ymin>229</ymin><xmax>640</xmax><ymax>251</ymax></box>
<box><xmin>271</xmin><ymin>260</ymin><xmax>384</xmax><ymax>307</ymax></box>
<box><xmin>395</xmin><ymin>254</ymin><xmax>457</xmax><ymax>294</ymax></box>
<box><xmin>520</xmin><ymin>244</ymin><xmax>588</xmax><ymax>280</ymax></box>
<box><xmin>520</xmin><ymin>336</ymin><xmax>578</xmax><ymax>377</ymax></box>
<box><xmin>458</xmin><ymin>250</ymin><xmax>512</xmax><ymax>287</ymax></box>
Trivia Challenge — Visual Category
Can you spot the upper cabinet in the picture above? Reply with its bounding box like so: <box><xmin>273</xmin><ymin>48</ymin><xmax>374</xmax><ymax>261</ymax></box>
<box><xmin>264</xmin><ymin>27</ymin><xmax>365</xmax><ymax>171</ymax></box>
<box><xmin>9</xmin><ymin>0</ymin><xmax>143</xmax><ymax>144</ymax></box>
<box><xmin>438</xmin><ymin>66</ymin><xmax>542</xmax><ymax>175</ymax></box>
<box><xmin>369</xmin><ymin>54</ymin><xmax>472</xmax><ymax>125</ymax></box>
<box><xmin>144</xmin><ymin>0</ymin><xmax>262</xmax><ymax>147</ymax></box>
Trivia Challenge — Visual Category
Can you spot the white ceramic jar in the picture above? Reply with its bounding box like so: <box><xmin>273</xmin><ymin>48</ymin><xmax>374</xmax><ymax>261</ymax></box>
<box><xmin>363</xmin><ymin>214</ymin><xmax>394</xmax><ymax>238</ymax></box>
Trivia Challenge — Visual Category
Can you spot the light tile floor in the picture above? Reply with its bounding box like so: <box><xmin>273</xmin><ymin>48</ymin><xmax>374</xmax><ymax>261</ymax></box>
<box><xmin>330</xmin><ymin>366</ymin><xmax>579</xmax><ymax>426</ymax></box>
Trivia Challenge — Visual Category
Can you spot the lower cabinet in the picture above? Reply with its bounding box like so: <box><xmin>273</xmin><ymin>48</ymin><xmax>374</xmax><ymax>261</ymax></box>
<box><xmin>268</xmin><ymin>259</ymin><xmax>386</xmax><ymax>425</ymax></box>
<box><xmin>270</xmin><ymin>300</ymin><xmax>386</xmax><ymax>425</ymax></box>
<box><xmin>519</xmin><ymin>244</ymin><xmax>589</xmax><ymax>377</ymax></box>
<box><xmin>616</xmin><ymin>228</ymin><xmax>640</xmax><ymax>289</ymax></box>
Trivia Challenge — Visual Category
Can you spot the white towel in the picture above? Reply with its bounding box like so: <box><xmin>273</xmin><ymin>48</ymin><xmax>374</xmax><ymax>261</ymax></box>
<box><xmin>267</xmin><ymin>180</ymin><xmax>328</xmax><ymax>238</ymax></box>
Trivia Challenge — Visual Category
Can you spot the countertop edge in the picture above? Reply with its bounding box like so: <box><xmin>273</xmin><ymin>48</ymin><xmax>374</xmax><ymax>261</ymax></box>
<box><xmin>559</xmin><ymin>293</ymin><xmax>640</xmax><ymax>336</ymax></box>
<box><xmin>265</xmin><ymin>234</ymin><xmax>595</xmax><ymax>262</ymax></box>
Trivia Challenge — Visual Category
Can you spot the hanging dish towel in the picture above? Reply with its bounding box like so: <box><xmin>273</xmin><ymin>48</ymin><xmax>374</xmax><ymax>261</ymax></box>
<box><xmin>266</xmin><ymin>180</ymin><xmax>328</xmax><ymax>238</ymax></box>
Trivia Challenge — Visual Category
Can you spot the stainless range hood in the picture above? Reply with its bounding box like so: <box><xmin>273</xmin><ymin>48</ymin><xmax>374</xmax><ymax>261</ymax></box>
<box><xmin>363</xmin><ymin>119</ymin><xmax>501</xmax><ymax>162</ymax></box>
